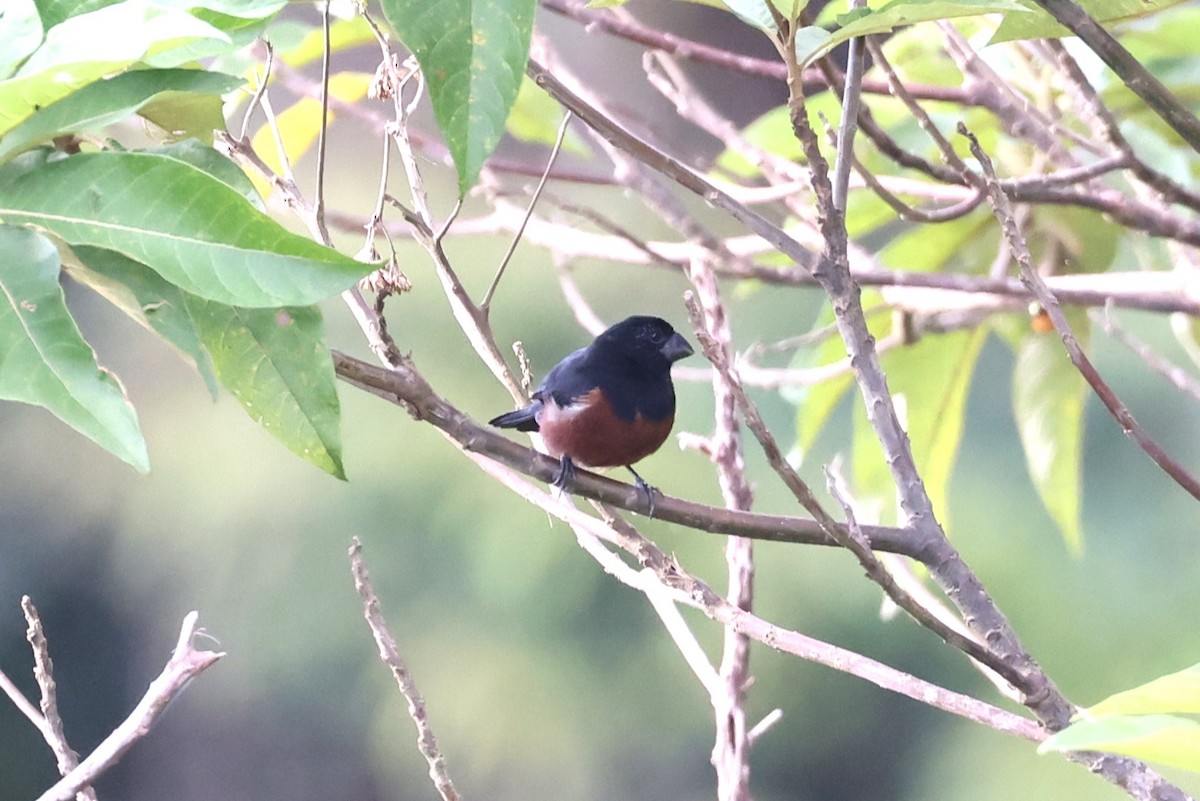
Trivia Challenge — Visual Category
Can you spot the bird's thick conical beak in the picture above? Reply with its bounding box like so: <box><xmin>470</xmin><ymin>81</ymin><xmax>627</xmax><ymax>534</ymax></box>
<box><xmin>661</xmin><ymin>332</ymin><xmax>695</xmax><ymax>363</ymax></box>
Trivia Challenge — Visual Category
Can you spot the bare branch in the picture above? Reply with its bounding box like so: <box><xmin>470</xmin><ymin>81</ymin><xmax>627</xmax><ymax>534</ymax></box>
<box><xmin>962</xmin><ymin>123</ymin><xmax>1200</xmax><ymax>504</ymax></box>
<box><xmin>21</xmin><ymin>597</ymin><xmax>97</xmax><ymax>801</ymax></box>
<box><xmin>348</xmin><ymin>539</ymin><xmax>461</xmax><ymax>801</ymax></box>
<box><xmin>1093</xmin><ymin>306</ymin><xmax>1200</xmax><ymax>404</ymax></box>
<box><xmin>331</xmin><ymin>349</ymin><xmax>927</xmax><ymax>557</ymax></box>
<box><xmin>1024</xmin><ymin>0</ymin><xmax>1200</xmax><ymax>153</ymax></box>
<box><xmin>35</xmin><ymin>612</ymin><xmax>224</xmax><ymax>801</ymax></box>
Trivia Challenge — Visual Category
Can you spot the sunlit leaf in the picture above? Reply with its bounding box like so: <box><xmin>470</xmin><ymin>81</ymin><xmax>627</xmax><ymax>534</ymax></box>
<box><xmin>0</xmin><ymin>224</ymin><xmax>148</xmax><ymax>471</ymax></box>
<box><xmin>796</xmin><ymin>0</ymin><xmax>1029</xmax><ymax>66</ymax></box>
<box><xmin>187</xmin><ymin>298</ymin><xmax>345</xmax><ymax>478</ymax></box>
<box><xmin>1012</xmin><ymin>316</ymin><xmax>1086</xmax><ymax>553</ymax></box>
<box><xmin>1087</xmin><ymin>662</ymin><xmax>1200</xmax><ymax>718</ymax></box>
<box><xmin>0</xmin><ymin>68</ymin><xmax>242</xmax><ymax>163</ymax></box>
<box><xmin>716</xmin><ymin>0</ymin><xmax>777</xmax><ymax>30</ymax></box>
<box><xmin>0</xmin><ymin>0</ymin><xmax>43</xmax><ymax>79</ymax></box>
<box><xmin>17</xmin><ymin>1</ymin><xmax>228</xmax><ymax>77</ymax></box>
<box><xmin>1038</xmin><ymin>714</ymin><xmax>1200</xmax><ymax>774</ymax></box>
<box><xmin>992</xmin><ymin>0</ymin><xmax>1190</xmax><ymax>43</ymax></box>
<box><xmin>0</xmin><ymin>150</ymin><xmax>378</xmax><ymax>307</ymax></box>
<box><xmin>380</xmin><ymin>0</ymin><xmax>536</xmax><ymax>194</ymax></box>
<box><xmin>507</xmin><ymin>76</ymin><xmax>585</xmax><ymax>153</ymax></box>
<box><xmin>0</xmin><ymin>3</ymin><xmax>229</xmax><ymax>138</ymax></box>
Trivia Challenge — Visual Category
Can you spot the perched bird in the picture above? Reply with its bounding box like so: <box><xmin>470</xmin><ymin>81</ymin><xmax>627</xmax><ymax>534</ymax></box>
<box><xmin>489</xmin><ymin>316</ymin><xmax>694</xmax><ymax>513</ymax></box>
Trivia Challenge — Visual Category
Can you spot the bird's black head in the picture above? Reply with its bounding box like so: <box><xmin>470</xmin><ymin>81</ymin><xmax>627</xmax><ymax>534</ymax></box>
<box><xmin>592</xmin><ymin>316</ymin><xmax>694</xmax><ymax>374</ymax></box>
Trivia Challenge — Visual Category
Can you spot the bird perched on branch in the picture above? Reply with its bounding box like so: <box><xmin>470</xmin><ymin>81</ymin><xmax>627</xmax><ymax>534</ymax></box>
<box><xmin>488</xmin><ymin>315</ymin><xmax>694</xmax><ymax>514</ymax></box>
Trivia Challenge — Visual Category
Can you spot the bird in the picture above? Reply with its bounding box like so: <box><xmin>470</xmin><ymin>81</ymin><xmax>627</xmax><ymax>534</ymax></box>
<box><xmin>488</xmin><ymin>315</ymin><xmax>694</xmax><ymax>514</ymax></box>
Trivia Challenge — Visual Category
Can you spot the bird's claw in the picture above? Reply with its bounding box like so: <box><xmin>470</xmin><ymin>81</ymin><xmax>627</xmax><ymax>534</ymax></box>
<box><xmin>628</xmin><ymin>467</ymin><xmax>658</xmax><ymax>517</ymax></box>
<box><xmin>552</xmin><ymin>455</ymin><xmax>577</xmax><ymax>493</ymax></box>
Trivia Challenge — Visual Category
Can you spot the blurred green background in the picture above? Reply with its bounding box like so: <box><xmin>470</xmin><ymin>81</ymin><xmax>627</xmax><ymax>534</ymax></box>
<box><xmin>5</xmin><ymin>7</ymin><xmax>1200</xmax><ymax>801</ymax></box>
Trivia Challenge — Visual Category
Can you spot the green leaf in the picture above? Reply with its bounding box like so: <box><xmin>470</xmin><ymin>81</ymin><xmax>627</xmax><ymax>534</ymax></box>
<box><xmin>795</xmin><ymin>0</ymin><xmax>1030</xmax><ymax>66</ymax></box>
<box><xmin>67</xmin><ymin>245</ymin><xmax>218</xmax><ymax>398</ymax></box>
<box><xmin>0</xmin><ymin>150</ymin><xmax>379</xmax><ymax>307</ymax></box>
<box><xmin>900</xmin><ymin>329</ymin><xmax>986</xmax><ymax>527</ymax></box>
<box><xmin>0</xmin><ymin>0</ymin><xmax>43</xmax><ymax>79</ymax></box>
<box><xmin>33</xmin><ymin>0</ymin><xmax>115</xmax><ymax>32</ymax></box>
<box><xmin>0</xmin><ymin>68</ymin><xmax>242</xmax><ymax>163</ymax></box>
<box><xmin>186</xmin><ymin>298</ymin><xmax>345</xmax><ymax>478</ymax></box>
<box><xmin>506</xmin><ymin>75</ymin><xmax>584</xmax><ymax>152</ymax></box>
<box><xmin>716</xmin><ymin>0</ymin><xmax>777</xmax><ymax>30</ymax></box>
<box><xmin>1038</xmin><ymin>714</ymin><xmax>1200</xmax><ymax>774</ymax></box>
<box><xmin>793</xmin><ymin>297</ymin><xmax>891</xmax><ymax>461</ymax></box>
<box><xmin>0</xmin><ymin>224</ymin><xmax>148</xmax><ymax>471</ymax></box>
<box><xmin>992</xmin><ymin>0</ymin><xmax>1190</xmax><ymax>43</ymax></box>
<box><xmin>144</xmin><ymin>138</ymin><xmax>265</xmax><ymax>210</ymax></box>
<box><xmin>0</xmin><ymin>3</ymin><xmax>230</xmax><ymax>138</ymax></box>
<box><xmin>1012</xmin><ymin>317</ymin><xmax>1086</xmax><ymax>553</ymax></box>
<box><xmin>1087</xmin><ymin>662</ymin><xmax>1200</xmax><ymax>718</ymax></box>
<box><xmin>380</xmin><ymin>0</ymin><xmax>536</xmax><ymax>194</ymax></box>
<box><xmin>17</xmin><ymin>1</ymin><xmax>228</xmax><ymax>77</ymax></box>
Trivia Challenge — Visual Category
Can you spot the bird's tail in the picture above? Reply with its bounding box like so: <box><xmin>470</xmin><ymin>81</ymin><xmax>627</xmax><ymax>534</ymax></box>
<box><xmin>488</xmin><ymin>404</ymin><xmax>540</xmax><ymax>432</ymax></box>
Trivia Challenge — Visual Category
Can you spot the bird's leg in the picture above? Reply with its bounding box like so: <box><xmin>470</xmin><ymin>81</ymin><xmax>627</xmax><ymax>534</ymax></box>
<box><xmin>626</xmin><ymin>465</ymin><xmax>658</xmax><ymax>517</ymax></box>
<box><xmin>552</xmin><ymin>455</ymin><xmax>578</xmax><ymax>492</ymax></box>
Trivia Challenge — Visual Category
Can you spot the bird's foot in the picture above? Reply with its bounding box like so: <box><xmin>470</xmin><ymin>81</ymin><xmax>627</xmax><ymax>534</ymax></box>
<box><xmin>627</xmin><ymin>466</ymin><xmax>659</xmax><ymax>517</ymax></box>
<box><xmin>551</xmin><ymin>455</ymin><xmax>578</xmax><ymax>494</ymax></box>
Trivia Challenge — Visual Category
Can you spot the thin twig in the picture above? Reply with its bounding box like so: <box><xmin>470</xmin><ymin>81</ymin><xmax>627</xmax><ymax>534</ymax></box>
<box><xmin>1093</xmin><ymin>306</ymin><xmax>1200</xmax><ymax>404</ymax></box>
<box><xmin>238</xmin><ymin>40</ymin><xmax>273</xmax><ymax>142</ymax></box>
<box><xmin>0</xmin><ymin>667</ymin><xmax>47</xmax><ymax>733</ymax></box>
<box><xmin>962</xmin><ymin>123</ymin><xmax>1200</xmax><ymax>504</ymax></box>
<box><xmin>348</xmin><ymin>539</ymin><xmax>461</xmax><ymax>801</ymax></box>
<box><xmin>313</xmin><ymin>0</ymin><xmax>332</xmax><ymax>242</ymax></box>
<box><xmin>35</xmin><ymin>612</ymin><xmax>223</xmax><ymax>801</ymax></box>
<box><xmin>481</xmin><ymin>111</ymin><xmax>574</xmax><ymax>312</ymax></box>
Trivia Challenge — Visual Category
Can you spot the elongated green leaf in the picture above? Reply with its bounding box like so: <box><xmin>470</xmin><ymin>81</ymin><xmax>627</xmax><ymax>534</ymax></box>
<box><xmin>187</xmin><ymin>298</ymin><xmax>344</xmax><ymax>478</ymax></box>
<box><xmin>905</xmin><ymin>329</ymin><xmax>987</xmax><ymax>527</ymax></box>
<box><xmin>67</xmin><ymin>245</ymin><xmax>218</xmax><ymax>398</ymax></box>
<box><xmin>795</xmin><ymin>0</ymin><xmax>1029</xmax><ymax>66</ymax></box>
<box><xmin>0</xmin><ymin>68</ymin><xmax>241</xmax><ymax>163</ymax></box>
<box><xmin>1012</xmin><ymin>319</ymin><xmax>1086</xmax><ymax>553</ymax></box>
<box><xmin>0</xmin><ymin>224</ymin><xmax>148</xmax><ymax>470</ymax></box>
<box><xmin>1038</xmin><ymin>714</ymin><xmax>1200</xmax><ymax>774</ymax></box>
<box><xmin>380</xmin><ymin>0</ymin><xmax>536</xmax><ymax>194</ymax></box>
<box><xmin>794</xmin><ymin>298</ymin><xmax>892</xmax><ymax>460</ymax></box>
<box><xmin>1087</xmin><ymin>663</ymin><xmax>1200</xmax><ymax>718</ymax></box>
<box><xmin>0</xmin><ymin>150</ymin><xmax>379</xmax><ymax>307</ymax></box>
<box><xmin>993</xmin><ymin>0</ymin><xmax>1189</xmax><ymax>43</ymax></box>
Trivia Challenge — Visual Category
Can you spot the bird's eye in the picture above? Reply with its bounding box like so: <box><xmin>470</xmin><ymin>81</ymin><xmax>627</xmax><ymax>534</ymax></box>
<box><xmin>646</xmin><ymin>327</ymin><xmax>666</xmax><ymax>344</ymax></box>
